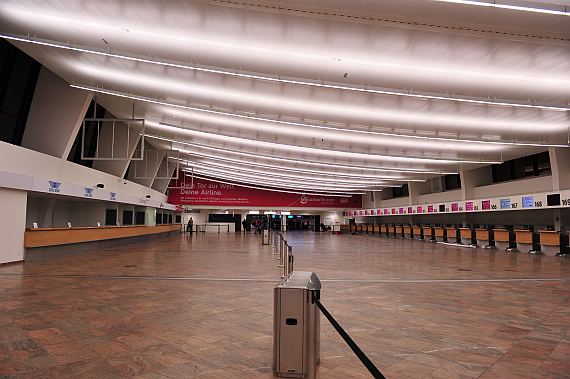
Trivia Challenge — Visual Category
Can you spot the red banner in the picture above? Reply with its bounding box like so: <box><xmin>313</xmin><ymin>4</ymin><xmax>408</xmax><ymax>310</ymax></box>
<box><xmin>167</xmin><ymin>177</ymin><xmax>362</xmax><ymax>208</ymax></box>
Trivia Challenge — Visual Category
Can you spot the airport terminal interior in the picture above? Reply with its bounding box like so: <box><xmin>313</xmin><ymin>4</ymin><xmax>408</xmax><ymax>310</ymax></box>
<box><xmin>0</xmin><ymin>0</ymin><xmax>569</xmax><ymax>378</ymax></box>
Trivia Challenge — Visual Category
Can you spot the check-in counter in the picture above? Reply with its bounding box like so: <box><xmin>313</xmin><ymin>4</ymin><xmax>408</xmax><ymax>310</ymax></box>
<box><xmin>403</xmin><ymin>226</ymin><xmax>412</xmax><ymax>239</ymax></box>
<box><xmin>434</xmin><ymin>227</ymin><xmax>444</xmax><ymax>242</ymax></box>
<box><xmin>493</xmin><ymin>229</ymin><xmax>514</xmax><ymax>250</ymax></box>
<box><xmin>459</xmin><ymin>228</ymin><xmax>474</xmax><ymax>245</ymax></box>
<box><xmin>423</xmin><ymin>227</ymin><xmax>434</xmax><ymax>241</ymax></box>
<box><xmin>373</xmin><ymin>225</ymin><xmax>380</xmax><ymax>235</ymax></box>
<box><xmin>366</xmin><ymin>225</ymin><xmax>374</xmax><ymax>234</ymax></box>
<box><xmin>395</xmin><ymin>226</ymin><xmax>403</xmax><ymax>238</ymax></box>
<box><xmin>24</xmin><ymin>224</ymin><xmax>180</xmax><ymax>261</ymax></box>
<box><xmin>388</xmin><ymin>225</ymin><xmax>395</xmax><ymax>237</ymax></box>
<box><xmin>413</xmin><ymin>226</ymin><xmax>423</xmax><ymax>240</ymax></box>
<box><xmin>446</xmin><ymin>227</ymin><xmax>459</xmax><ymax>243</ymax></box>
<box><xmin>357</xmin><ymin>225</ymin><xmax>364</xmax><ymax>233</ymax></box>
<box><xmin>539</xmin><ymin>231</ymin><xmax>560</xmax><ymax>256</ymax></box>
<box><xmin>475</xmin><ymin>229</ymin><xmax>493</xmax><ymax>247</ymax></box>
<box><xmin>515</xmin><ymin>230</ymin><xmax>539</xmax><ymax>253</ymax></box>
<box><xmin>340</xmin><ymin>225</ymin><xmax>351</xmax><ymax>233</ymax></box>
<box><xmin>381</xmin><ymin>225</ymin><xmax>388</xmax><ymax>237</ymax></box>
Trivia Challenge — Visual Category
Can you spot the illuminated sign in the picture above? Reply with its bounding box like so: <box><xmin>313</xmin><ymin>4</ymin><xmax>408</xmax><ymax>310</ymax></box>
<box><xmin>466</xmin><ymin>202</ymin><xmax>474</xmax><ymax>211</ymax></box>
<box><xmin>482</xmin><ymin>200</ymin><xmax>491</xmax><ymax>210</ymax></box>
<box><xmin>417</xmin><ymin>206</ymin><xmax>422</xmax><ymax>213</ymax></box>
<box><xmin>428</xmin><ymin>205</ymin><xmax>434</xmax><ymax>213</ymax></box>
<box><xmin>501</xmin><ymin>199</ymin><xmax>510</xmax><ymax>209</ymax></box>
<box><xmin>523</xmin><ymin>196</ymin><xmax>534</xmax><ymax>208</ymax></box>
<box><xmin>452</xmin><ymin>203</ymin><xmax>458</xmax><ymax>211</ymax></box>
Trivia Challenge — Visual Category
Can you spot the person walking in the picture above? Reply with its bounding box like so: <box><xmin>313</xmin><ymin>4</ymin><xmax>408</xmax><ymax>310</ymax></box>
<box><xmin>188</xmin><ymin>217</ymin><xmax>193</xmax><ymax>235</ymax></box>
<box><xmin>242</xmin><ymin>219</ymin><xmax>247</xmax><ymax>234</ymax></box>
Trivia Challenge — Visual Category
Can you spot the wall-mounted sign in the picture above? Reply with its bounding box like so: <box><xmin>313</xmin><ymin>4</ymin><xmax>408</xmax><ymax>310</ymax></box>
<box><xmin>391</xmin><ymin>208</ymin><xmax>396</xmax><ymax>214</ymax></box>
<box><xmin>417</xmin><ymin>206</ymin><xmax>422</xmax><ymax>213</ymax></box>
<box><xmin>370</xmin><ymin>210</ymin><xmax>375</xmax><ymax>215</ymax></box>
<box><xmin>452</xmin><ymin>203</ymin><xmax>458</xmax><ymax>211</ymax></box>
<box><xmin>466</xmin><ymin>202</ymin><xmax>474</xmax><ymax>211</ymax></box>
<box><xmin>384</xmin><ymin>209</ymin><xmax>389</xmax><ymax>215</ymax></box>
<box><xmin>408</xmin><ymin>207</ymin><xmax>413</xmax><ymax>214</ymax></box>
<box><xmin>523</xmin><ymin>196</ymin><xmax>534</xmax><ymax>208</ymax></box>
<box><xmin>428</xmin><ymin>205</ymin><xmax>434</xmax><ymax>213</ymax></box>
<box><xmin>500</xmin><ymin>199</ymin><xmax>510</xmax><ymax>209</ymax></box>
<box><xmin>482</xmin><ymin>200</ymin><xmax>491</xmax><ymax>210</ymax></box>
<box><xmin>399</xmin><ymin>208</ymin><xmax>404</xmax><ymax>214</ymax></box>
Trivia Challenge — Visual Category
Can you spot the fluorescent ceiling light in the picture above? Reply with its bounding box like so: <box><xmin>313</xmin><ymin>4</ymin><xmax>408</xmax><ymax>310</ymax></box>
<box><xmin>249</xmin><ymin>210</ymin><xmax>260</xmax><ymax>214</ymax></box>
<box><xmin>4</xmin><ymin>34</ymin><xmax>566</xmax><ymax>114</ymax></box>
<box><xmin>173</xmin><ymin>156</ymin><xmax>421</xmax><ymax>183</ymax></box>
<box><xmin>185</xmin><ymin>170</ymin><xmax>370</xmax><ymax>193</ymax></box>
<box><xmin>70</xmin><ymin>83</ymin><xmax>568</xmax><ymax>149</ymax></box>
<box><xmin>189</xmin><ymin>167</ymin><xmax>375</xmax><ymax>189</ymax></box>
<box><xmin>158</xmin><ymin>122</ymin><xmax>502</xmax><ymax>165</ymax></box>
<box><xmin>149</xmin><ymin>133</ymin><xmax>456</xmax><ymax>174</ymax></box>
<box><xmin>432</xmin><ymin>0</ymin><xmax>570</xmax><ymax>16</ymax></box>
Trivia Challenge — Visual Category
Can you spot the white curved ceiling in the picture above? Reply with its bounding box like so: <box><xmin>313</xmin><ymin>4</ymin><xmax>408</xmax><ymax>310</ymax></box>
<box><xmin>1</xmin><ymin>0</ymin><xmax>569</xmax><ymax>194</ymax></box>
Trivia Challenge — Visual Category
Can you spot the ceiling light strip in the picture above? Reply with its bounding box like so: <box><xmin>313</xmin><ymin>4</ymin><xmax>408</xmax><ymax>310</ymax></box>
<box><xmin>148</xmin><ymin>133</ymin><xmax>457</xmax><ymax>175</ymax></box>
<box><xmin>71</xmin><ymin>82</ymin><xmax>568</xmax><ymax>150</ymax></box>
<box><xmin>4</xmin><ymin>34</ymin><xmax>567</xmax><ymax>114</ymax></box>
<box><xmin>157</xmin><ymin>121</ymin><xmax>502</xmax><ymax>164</ymax></box>
<box><xmin>185</xmin><ymin>171</ymin><xmax>369</xmax><ymax>195</ymax></box>
<box><xmin>432</xmin><ymin>0</ymin><xmax>569</xmax><ymax>16</ymax></box>
<box><xmin>171</xmin><ymin>155</ymin><xmax>421</xmax><ymax>181</ymax></box>
<box><xmin>187</xmin><ymin>162</ymin><xmax>387</xmax><ymax>187</ymax></box>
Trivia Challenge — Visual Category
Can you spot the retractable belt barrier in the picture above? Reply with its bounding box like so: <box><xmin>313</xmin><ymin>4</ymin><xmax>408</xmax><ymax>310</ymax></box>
<box><xmin>312</xmin><ymin>292</ymin><xmax>386</xmax><ymax>379</ymax></box>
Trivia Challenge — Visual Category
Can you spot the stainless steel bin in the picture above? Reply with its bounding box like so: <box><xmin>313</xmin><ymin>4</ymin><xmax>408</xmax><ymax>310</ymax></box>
<box><xmin>274</xmin><ymin>271</ymin><xmax>320</xmax><ymax>378</ymax></box>
<box><xmin>262</xmin><ymin>229</ymin><xmax>269</xmax><ymax>245</ymax></box>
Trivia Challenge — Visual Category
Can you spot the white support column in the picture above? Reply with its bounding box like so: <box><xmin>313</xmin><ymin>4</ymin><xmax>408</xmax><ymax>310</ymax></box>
<box><xmin>549</xmin><ymin>147</ymin><xmax>570</xmax><ymax>191</ymax></box>
<box><xmin>21</xmin><ymin>67</ymin><xmax>92</xmax><ymax>159</ymax></box>
<box><xmin>0</xmin><ymin>188</ymin><xmax>27</xmax><ymax>263</ymax></box>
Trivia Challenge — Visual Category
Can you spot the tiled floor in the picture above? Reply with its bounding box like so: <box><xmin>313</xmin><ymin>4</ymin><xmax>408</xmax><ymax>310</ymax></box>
<box><xmin>0</xmin><ymin>231</ymin><xmax>569</xmax><ymax>378</ymax></box>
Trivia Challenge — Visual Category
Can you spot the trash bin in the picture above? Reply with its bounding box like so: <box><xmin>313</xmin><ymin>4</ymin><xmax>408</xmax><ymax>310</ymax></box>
<box><xmin>274</xmin><ymin>271</ymin><xmax>320</xmax><ymax>378</ymax></box>
<box><xmin>262</xmin><ymin>229</ymin><xmax>269</xmax><ymax>245</ymax></box>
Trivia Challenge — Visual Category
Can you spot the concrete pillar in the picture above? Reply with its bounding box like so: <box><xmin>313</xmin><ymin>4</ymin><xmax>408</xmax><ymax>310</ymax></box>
<box><xmin>549</xmin><ymin>147</ymin><xmax>570</xmax><ymax>191</ymax></box>
<box><xmin>21</xmin><ymin>67</ymin><xmax>92</xmax><ymax>159</ymax></box>
<box><xmin>0</xmin><ymin>188</ymin><xmax>27</xmax><ymax>263</ymax></box>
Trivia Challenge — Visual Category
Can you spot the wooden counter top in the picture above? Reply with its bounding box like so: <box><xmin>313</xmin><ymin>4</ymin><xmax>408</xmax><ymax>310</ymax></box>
<box><xmin>475</xmin><ymin>229</ymin><xmax>490</xmax><ymax>240</ymax></box>
<box><xmin>446</xmin><ymin>228</ymin><xmax>457</xmax><ymax>237</ymax></box>
<box><xmin>460</xmin><ymin>229</ymin><xmax>473</xmax><ymax>238</ymax></box>
<box><xmin>539</xmin><ymin>230</ymin><xmax>560</xmax><ymax>246</ymax></box>
<box><xmin>493</xmin><ymin>229</ymin><xmax>510</xmax><ymax>242</ymax></box>
<box><xmin>515</xmin><ymin>230</ymin><xmax>533</xmax><ymax>244</ymax></box>
<box><xmin>413</xmin><ymin>227</ymin><xmax>422</xmax><ymax>234</ymax></box>
<box><xmin>434</xmin><ymin>228</ymin><xmax>444</xmax><ymax>236</ymax></box>
<box><xmin>24</xmin><ymin>224</ymin><xmax>179</xmax><ymax>248</ymax></box>
<box><xmin>403</xmin><ymin>226</ymin><xmax>412</xmax><ymax>233</ymax></box>
<box><xmin>395</xmin><ymin>226</ymin><xmax>403</xmax><ymax>233</ymax></box>
<box><xmin>381</xmin><ymin>226</ymin><xmax>387</xmax><ymax>232</ymax></box>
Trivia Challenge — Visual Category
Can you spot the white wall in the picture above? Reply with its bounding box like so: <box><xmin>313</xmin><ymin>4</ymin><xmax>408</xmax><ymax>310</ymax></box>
<box><xmin>418</xmin><ymin>189</ymin><xmax>462</xmax><ymax>205</ymax></box>
<box><xmin>0</xmin><ymin>141</ymin><xmax>168</xmax><ymax>201</ymax></box>
<box><xmin>473</xmin><ymin>176</ymin><xmax>553</xmax><ymax>199</ymax></box>
<box><xmin>0</xmin><ymin>188</ymin><xmax>27</xmax><ymax>263</ymax></box>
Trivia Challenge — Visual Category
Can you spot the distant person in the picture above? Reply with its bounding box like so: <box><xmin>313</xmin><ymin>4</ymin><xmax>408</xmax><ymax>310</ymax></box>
<box><xmin>188</xmin><ymin>217</ymin><xmax>193</xmax><ymax>235</ymax></box>
<box><xmin>242</xmin><ymin>219</ymin><xmax>247</xmax><ymax>234</ymax></box>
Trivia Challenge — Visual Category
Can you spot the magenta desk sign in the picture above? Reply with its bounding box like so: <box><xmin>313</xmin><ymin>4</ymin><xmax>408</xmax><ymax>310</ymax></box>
<box><xmin>466</xmin><ymin>202</ymin><xmax>474</xmax><ymax>211</ymax></box>
<box><xmin>482</xmin><ymin>200</ymin><xmax>491</xmax><ymax>210</ymax></box>
<box><xmin>408</xmin><ymin>207</ymin><xmax>413</xmax><ymax>214</ymax></box>
<box><xmin>452</xmin><ymin>203</ymin><xmax>458</xmax><ymax>212</ymax></box>
<box><xmin>417</xmin><ymin>206</ymin><xmax>423</xmax><ymax>213</ymax></box>
<box><xmin>428</xmin><ymin>205</ymin><xmax>434</xmax><ymax>213</ymax></box>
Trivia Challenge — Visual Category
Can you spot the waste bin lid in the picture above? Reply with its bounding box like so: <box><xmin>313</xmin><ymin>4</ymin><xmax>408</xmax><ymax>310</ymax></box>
<box><xmin>278</xmin><ymin>271</ymin><xmax>321</xmax><ymax>290</ymax></box>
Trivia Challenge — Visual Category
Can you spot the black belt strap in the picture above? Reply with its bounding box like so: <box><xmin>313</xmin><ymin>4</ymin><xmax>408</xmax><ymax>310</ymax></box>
<box><xmin>313</xmin><ymin>292</ymin><xmax>386</xmax><ymax>379</ymax></box>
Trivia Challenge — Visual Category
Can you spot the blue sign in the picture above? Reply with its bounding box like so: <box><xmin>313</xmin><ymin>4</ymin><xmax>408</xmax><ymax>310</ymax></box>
<box><xmin>500</xmin><ymin>199</ymin><xmax>510</xmax><ymax>209</ymax></box>
<box><xmin>48</xmin><ymin>181</ymin><xmax>61</xmax><ymax>193</ymax></box>
<box><xmin>523</xmin><ymin>196</ymin><xmax>534</xmax><ymax>208</ymax></box>
<box><xmin>84</xmin><ymin>188</ymin><xmax>93</xmax><ymax>198</ymax></box>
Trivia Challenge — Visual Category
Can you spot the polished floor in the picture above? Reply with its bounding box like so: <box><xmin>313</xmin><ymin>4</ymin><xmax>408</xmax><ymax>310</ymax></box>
<box><xmin>0</xmin><ymin>231</ymin><xmax>569</xmax><ymax>378</ymax></box>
